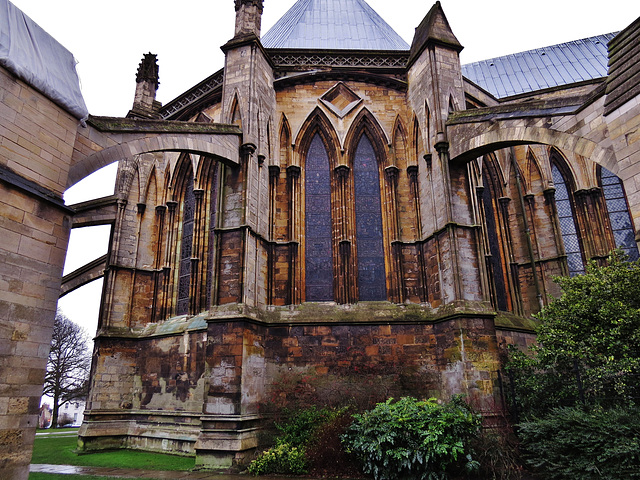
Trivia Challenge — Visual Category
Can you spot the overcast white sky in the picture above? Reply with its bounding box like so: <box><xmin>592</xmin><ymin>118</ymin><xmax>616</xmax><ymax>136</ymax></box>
<box><xmin>8</xmin><ymin>0</ymin><xmax>638</xmax><ymax>336</ymax></box>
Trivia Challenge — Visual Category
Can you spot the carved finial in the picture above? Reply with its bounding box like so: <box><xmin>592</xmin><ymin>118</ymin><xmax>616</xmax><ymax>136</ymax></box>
<box><xmin>235</xmin><ymin>0</ymin><xmax>263</xmax><ymax>12</ymax></box>
<box><xmin>127</xmin><ymin>53</ymin><xmax>161</xmax><ymax>119</ymax></box>
<box><xmin>135</xmin><ymin>53</ymin><xmax>159</xmax><ymax>90</ymax></box>
<box><xmin>233</xmin><ymin>0</ymin><xmax>264</xmax><ymax>36</ymax></box>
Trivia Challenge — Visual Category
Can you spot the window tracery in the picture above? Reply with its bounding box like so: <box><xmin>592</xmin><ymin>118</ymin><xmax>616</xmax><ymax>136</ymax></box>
<box><xmin>353</xmin><ymin>135</ymin><xmax>386</xmax><ymax>301</ymax></box>
<box><xmin>305</xmin><ymin>134</ymin><xmax>334</xmax><ymax>301</ymax></box>
<box><xmin>600</xmin><ymin>167</ymin><xmax>639</xmax><ymax>261</ymax></box>
<box><xmin>551</xmin><ymin>163</ymin><xmax>585</xmax><ymax>276</ymax></box>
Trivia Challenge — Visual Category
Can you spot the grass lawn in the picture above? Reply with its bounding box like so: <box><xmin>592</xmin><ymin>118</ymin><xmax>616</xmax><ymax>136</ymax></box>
<box><xmin>31</xmin><ymin>434</ymin><xmax>195</xmax><ymax>471</ymax></box>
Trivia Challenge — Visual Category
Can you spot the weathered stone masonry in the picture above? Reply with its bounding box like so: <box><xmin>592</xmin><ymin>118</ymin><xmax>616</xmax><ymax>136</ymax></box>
<box><xmin>75</xmin><ymin>1</ymin><xmax>640</xmax><ymax>470</ymax></box>
<box><xmin>2</xmin><ymin>1</ymin><xmax>640</xmax><ymax>478</ymax></box>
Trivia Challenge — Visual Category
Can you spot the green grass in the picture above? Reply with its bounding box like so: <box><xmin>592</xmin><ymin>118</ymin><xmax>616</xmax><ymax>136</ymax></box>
<box><xmin>36</xmin><ymin>427</ymin><xmax>79</xmax><ymax>433</ymax></box>
<box><xmin>31</xmin><ymin>434</ymin><xmax>195</xmax><ymax>471</ymax></box>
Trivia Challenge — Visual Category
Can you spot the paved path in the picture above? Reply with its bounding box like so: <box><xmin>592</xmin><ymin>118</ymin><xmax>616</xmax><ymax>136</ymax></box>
<box><xmin>30</xmin><ymin>464</ymin><xmax>345</xmax><ymax>479</ymax></box>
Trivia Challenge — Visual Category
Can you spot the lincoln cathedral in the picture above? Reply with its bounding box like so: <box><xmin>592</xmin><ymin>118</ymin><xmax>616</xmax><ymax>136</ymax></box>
<box><xmin>2</xmin><ymin>0</ymin><xmax>640</xmax><ymax>476</ymax></box>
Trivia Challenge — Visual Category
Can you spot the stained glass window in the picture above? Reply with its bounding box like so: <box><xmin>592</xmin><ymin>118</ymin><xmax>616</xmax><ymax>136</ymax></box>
<box><xmin>354</xmin><ymin>135</ymin><xmax>386</xmax><ymax>301</ymax></box>
<box><xmin>482</xmin><ymin>167</ymin><xmax>508</xmax><ymax>311</ymax></box>
<box><xmin>601</xmin><ymin>167</ymin><xmax>639</xmax><ymax>261</ymax></box>
<box><xmin>177</xmin><ymin>169</ymin><xmax>195</xmax><ymax>315</ymax></box>
<box><xmin>305</xmin><ymin>134</ymin><xmax>334</xmax><ymax>301</ymax></box>
<box><xmin>552</xmin><ymin>164</ymin><xmax>585</xmax><ymax>276</ymax></box>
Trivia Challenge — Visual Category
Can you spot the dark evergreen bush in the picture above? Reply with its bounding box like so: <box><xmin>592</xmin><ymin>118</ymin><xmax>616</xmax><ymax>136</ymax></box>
<box><xmin>518</xmin><ymin>405</ymin><xmax>640</xmax><ymax>479</ymax></box>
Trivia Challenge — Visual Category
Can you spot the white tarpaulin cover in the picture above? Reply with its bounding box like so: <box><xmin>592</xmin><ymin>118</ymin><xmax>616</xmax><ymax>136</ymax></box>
<box><xmin>0</xmin><ymin>0</ymin><xmax>88</xmax><ymax>120</ymax></box>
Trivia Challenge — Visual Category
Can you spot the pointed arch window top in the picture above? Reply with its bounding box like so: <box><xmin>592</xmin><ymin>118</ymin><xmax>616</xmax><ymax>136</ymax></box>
<box><xmin>320</xmin><ymin>82</ymin><xmax>362</xmax><ymax>119</ymax></box>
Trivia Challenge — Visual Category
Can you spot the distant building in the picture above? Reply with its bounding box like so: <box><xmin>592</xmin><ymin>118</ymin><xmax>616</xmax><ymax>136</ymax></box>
<box><xmin>38</xmin><ymin>404</ymin><xmax>52</xmax><ymax>429</ymax></box>
<box><xmin>60</xmin><ymin>400</ymin><xmax>85</xmax><ymax>427</ymax></box>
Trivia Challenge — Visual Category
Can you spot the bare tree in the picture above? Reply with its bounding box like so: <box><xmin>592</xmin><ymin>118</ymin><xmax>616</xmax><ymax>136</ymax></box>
<box><xmin>42</xmin><ymin>310</ymin><xmax>91</xmax><ymax>428</ymax></box>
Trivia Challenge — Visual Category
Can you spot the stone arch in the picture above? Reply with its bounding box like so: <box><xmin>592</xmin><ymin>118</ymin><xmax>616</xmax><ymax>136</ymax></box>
<box><xmin>449</xmin><ymin>125</ymin><xmax>617</xmax><ymax>174</ymax></box>
<box><xmin>412</xmin><ymin>114</ymin><xmax>424</xmax><ymax>164</ymax></box>
<box><xmin>343</xmin><ymin>108</ymin><xmax>390</xmax><ymax>166</ymax></box>
<box><xmin>278</xmin><ymin>114</ymin><xmax>292</xmax><ymax>168</ymax></box>
<box><xmin>391</xmin><ymin>115</ymin><xmax>409</xmax><ymax>168</ymax></box>
<box><xmin>294</xmin><ymin>107</ymin><xmax>341</xmax><ymax>169</ymax></box>
<box><xmin>67</xmin><ymin>134</ymin><xmax>240</xmax><ymax>189</ymax></box>
<box><xmin>229</xmin><ymin>93</ymin><xmax>243</xmax><ymax>127</ymax></box>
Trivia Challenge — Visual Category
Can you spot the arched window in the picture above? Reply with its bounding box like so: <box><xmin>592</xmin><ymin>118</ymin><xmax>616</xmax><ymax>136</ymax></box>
<box><xmin>305</xmin><ymin>134</ymin><xmax>333</xmax><ymax>301</ymax></box>
<box><xmin>600</xmin><ymin>167</ymin><xmax>639</xmax><ymax>261</ymax></box>
<box><xmin>354</xmin><ymin>135</ymin><xmax>386</xmax><ymax>301</ymax></box>
<box><xmin>176</xmin><ymin>169</ymin><xmax>195</xmax><ymax>315</ymax></box>
<box><xmin>481</xmin><ymin>162</ymin><xmax>509</xmax><ymax>311</ymax></box>
<box><xmin>552</xmin><ymin>164</ymin><xmax>585</xmax><ymax>276</ymax></box>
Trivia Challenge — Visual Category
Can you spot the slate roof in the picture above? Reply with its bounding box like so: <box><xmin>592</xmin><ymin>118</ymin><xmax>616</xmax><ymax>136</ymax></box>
<box><xmin>461</xmin><ymin>34</ymin><xmax>617</xmax><ymax>98</ymax></box>
<box><xmin>261</xmin><ymin>0</ymin><xmax>410</xmax><ymax>50</ymax></box>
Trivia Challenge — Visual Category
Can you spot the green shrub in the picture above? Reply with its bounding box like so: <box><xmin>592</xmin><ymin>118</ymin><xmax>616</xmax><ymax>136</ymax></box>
<box><xmin>275</xmin><ymin>405</ymin><xmax>344</xmax><ymax>447</ymax></box>
<box><xmin>305</xmin><ymin>409</ymin><xmax>362</xmax><ymax>478</ymax></box>
<box><xmin>247</xmin><ymin>442</ymin><xmax>308</xmax><ymax>476</ymax></box>
<box><xmin>518</xmin><ymin>405</ymin><xmax>640</xmax><ymax>479</ymax></box>
<box><xmin>471</xmin><ymin>428</ymin><xmax>524</xmax><ymax>480</ymax></box>
<box><xmin>506</xmin><ymin>253</ymin><xmax>640</xmax><ymax>418</ymax></box>
<box><xmin>342</xmin><ymin>396</ymin><xmax>481</xmax><ymax>480</ymax></box>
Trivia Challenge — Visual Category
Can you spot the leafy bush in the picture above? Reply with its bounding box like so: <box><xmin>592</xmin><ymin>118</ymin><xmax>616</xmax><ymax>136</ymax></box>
<box><xmin>275</xmin><ymin>405</ymin><xmax>344</xmax><ymax>447</ymax></box>
<box><xmin>247</xmin><ymin>442</ymin><xmax>308</xmax><ymax>476</ymax></box>
<box><xmin>518</xmin><ymin>405</ymin><xmax>640</xmax><ymax>479</ymax></box>
<box><xmin>249</xmin><ymin>405</ymin><xmax>348</xmax><ymax>476</ymax></box>
<box><xmin>342</xmin><ymin>396</ymin><xmax>481</xmax><ymax>480</ymax></box>
<box><xmin>305</xmin><ymin>409</ymin><xmax>362</xmax><ymax>477</ymax></box>
<box><xmin>506</xmin><ymin>252</ymin><xmax>640</xmax><ymax>417</ymax></box>
<box><xmin>471</xmin><ymin>428</ymin><xmax>524</xmax><ymax>480</ymax></box>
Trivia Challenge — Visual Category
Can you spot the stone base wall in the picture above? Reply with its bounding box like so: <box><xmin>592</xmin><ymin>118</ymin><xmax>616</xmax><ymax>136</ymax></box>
<box><xmin>80</xmin><ymin>302</ymin><xmax>514</xmax><ymax>470</ymax></box>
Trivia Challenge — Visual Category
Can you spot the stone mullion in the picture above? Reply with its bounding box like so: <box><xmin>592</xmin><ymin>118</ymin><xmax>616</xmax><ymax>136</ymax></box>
<box><xmin>574</xmin><ymin>189</ymin><xmax>598</xmax><ymax>263</ymax></box>
<box><xmin>498</xmin><ymin>196</ymin><xmax>524</xmax><ymax>316</ymax></box>
<box><xmin>543</xmin><ymin>187</ymin><xmax>569</xmax><ymax>277</ymax></box>
<box><xmin>474</xmin><ymin>184</ymin><xmax>494</xmax><ymax>306</ymax></box>
<box><xmin>126</xmin><ymin>203</ymin><xmax>147</xmax><ymax>327</ymax></box>
<box><xmin>587</xmin><ymin>188</ymin><xmax>612</xmax><ymax>260</ymax></box>
<box><xmin>101</xmin><ymin>198</ymin><xmax>128</xmax><ymax>329</ymax></box>
<box><xmin>385</xmin><ymin>165</ymin><xmax>404</xmax><ymax>303</ymax></box>
<box><xmin>190</xmin><ymin>189</ymin><xmax>205</xmax><ymax>314</ymax></box>
<box><xmin>524</xmin><ymin>193</ymin><xmax>548</xmax><ymax>304</ymax></box>
<box><xmin>151</xmin><ymin>205</ymin><xmax>166</xmax><ymax>323</ymax></box>
<box><xmin>435</xmin><ymin>140</ymin><xmax>463</xmax><ymax>302</ymax></box>
<box><xmin>267</xmin><ymin>165</ymin><xmax>280</xmax><ymax>305</ymax></box>
<box><xmin>408</xmin><ymin>165</ymin><xmax>428</xmax><ymax>302</ymax></box>
<box><xmin>163</xmin><ymin>200</ymin><xmax>178</xmax><ymax>318</ymax></box>
<box><xmin>407</xmin><ymin>165</ymin><xmax>423</xmax><ymax>238</ymax></box>
<box><xmin>334</xmin><ymin>165</ymin><xmax>354</xmax><ymax>304</ymax></box>
<box><xmin>287</xmin><ymin>165</ymin><xmax>300</xmax><ymax>304</ymax></box>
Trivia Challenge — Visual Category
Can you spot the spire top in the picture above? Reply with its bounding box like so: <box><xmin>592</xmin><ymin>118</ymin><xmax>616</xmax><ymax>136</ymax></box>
<box><xmin>408</xmin><ymin>1</ymin><xmax>462</xmax><ymax>66</ymax></box>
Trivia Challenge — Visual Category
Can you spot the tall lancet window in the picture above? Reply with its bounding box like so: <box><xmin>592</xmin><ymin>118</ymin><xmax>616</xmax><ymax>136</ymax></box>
<box><xmin>601</xmin><ymin>167</ymin><xmax>640</xmax><ymax>261</ymax></box>
<box><xmin>305</xmin><ymin>134</ymin><xmax>333</xmax><ymax>301</ymax></box>
<box><xmin>552</xmin><ymin>164</ymin><xmax>585</xmax><ymax>276</ymax></box>
<box><xmin>177</xmin><ymin>169</ymin><xmax>195</xmax><ymax>315</ymax></box>
<box><xmin>354</xmin><ymin>135</ymin><xmax>386</xmax><ymax>300</ymax></box>
<box><xmin>482</xmin><ymin>165</ymin><xmax>508</xmax><ymax>311</ymax></box>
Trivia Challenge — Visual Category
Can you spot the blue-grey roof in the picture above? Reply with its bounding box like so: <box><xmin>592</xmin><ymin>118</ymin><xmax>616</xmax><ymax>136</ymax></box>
<box><xmin>262</xmin><ymin>0</ymin><xmax>410</xmax><ymax>50</ymax></box>
<box><xmin>461</xmin><ymin>34</ymin><xmax>617</xmax><ymax>98</ymax></box>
